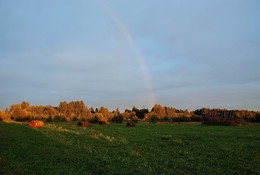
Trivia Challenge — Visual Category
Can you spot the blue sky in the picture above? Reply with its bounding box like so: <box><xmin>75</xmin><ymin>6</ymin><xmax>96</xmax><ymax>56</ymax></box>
<box><xmin>0</xmin><ymin>0</ymin><xmax>260</xmax><ymax>111</ymax></box>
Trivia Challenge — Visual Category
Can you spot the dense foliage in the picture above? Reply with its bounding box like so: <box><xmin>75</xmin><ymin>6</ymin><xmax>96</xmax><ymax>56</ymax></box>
<box><xmin>111</xmin><ymin>114</ymin><xmax>124</xmax><ymax>123</ymax></box>
<box><xmin>0</xmin><ymin>101</ymin><xmax>259</xmax><ymax>123</ymax></box>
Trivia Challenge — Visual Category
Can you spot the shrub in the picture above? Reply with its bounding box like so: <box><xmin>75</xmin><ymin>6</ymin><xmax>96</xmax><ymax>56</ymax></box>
<box><xmin>53</xmin><ymin>115</ymin><xmax>67</xmax><ymax>122</ymax></box>
<box><xmin>46</xmin><ymin>116</ymin><xmax>52</xmax><ymax>122</ymax></box>
<box><xmin>172</xmin><ymin>115</ymin><xmax>191</xmax><ymax>122</ymax></box>
<box><xmin>202</xmin><ymin>119</ymin><xmax>245</xmax><ymax>126</ymax></box>
<box><xmin>131</xmin><ymin>115</ymin><xmax>139</xmax><ymax>123</ymax></box>
<box><xmin>150</xmin><ymin>114</ymin><xmax>159</xmax><ymax>124</ymax></box>
<box><xmin>111</xmin><ymin>114</ymin><xmax>124</xmax><ymax>123</ymax></box>
<box><xmin>190</xmin><ymin>115</ymin><xmax>203</xmax><ymax>122</ymax></box>
<box><xmin>254</xmin><ymin>113</ymin><xmax>260</xmax><ymax>122</ymax></box>
<box><xmin>244</xmin><ymin>114</ymin><xmax>260</xmax><ymax>123</ymax></box>
<box><xmin>89</xmin><ymin>113</ymin><xmax>108</xmax><ymax>123</ymax></box>
<box><xmin>15</xmin><ymin>116</ymin><xmax>30</xmax><ymax>122</ymax></box>
<box><xmin>0</xmin><ymin>110</ymin><xmax>5</xmax><ymax>121</ymax></box>
<box><xmin>89</xmin><ymin>115</ymin><xmax>99</xmax><ymax>123</ymax></box>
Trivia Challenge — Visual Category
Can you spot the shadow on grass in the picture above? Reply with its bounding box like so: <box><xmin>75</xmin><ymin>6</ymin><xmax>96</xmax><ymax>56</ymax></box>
<box><xmin>0</xmin><ymin>122</ymin><xmax>104</xmax><ymax>175</ymax></box>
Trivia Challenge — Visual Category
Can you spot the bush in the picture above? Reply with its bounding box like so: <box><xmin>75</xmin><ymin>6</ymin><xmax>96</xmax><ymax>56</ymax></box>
<box><xmin>172</xmin><ymin>115</ymin><xmax>191</xmax><ymax>122</ymax></box>
<box><xmin>72</xmin><ymin>116</ymin><xmax>77</xmax><ymax>121</ymax></box>
<box><xmin>131</xmin><ymin>115</ymin><xmax>138</xmax><ymax>123</ymax></box>
<box><xmin>15</xmin><ymin>116</ymin><xmax>30</xmax><ymax>122</ymax></box>
<box><xmin>89</xmin><ymin>115</ymin><xmax>99</xmax><ymax>123</ymax></box>
<box><xmin>203</xmin><ymin>119</ymin><xmax>246</xmax><ymax>126</ymax></box>
<box><xmin>244</xmin><ymin>114</ymin><xmax>260</xmax><ymax>123</ymax></box>
<box><xmin>53</xmin><ymin>115</ymin><xmax>67</xmax><ymax>122</ymax></box>
<box><xmin>150</xmin><ymin>114</ymin><xmax>159</xmax><ymax>124</ymax></box>
<box><xmin>46</xmin><ymin>116</ymin><xmax>52</xmax><ymax>122</ymax></box>
<box><xmin>190</xmin><ymin>115</ymin><xmax>203</xmax><ymax>122</ymax></box>
<box><xmin>254</xmin><ymin>113</ymin><xmax>260</xmax><ymax>122</ymax></box>
<box><xmin>111</xmin><ymin>114</ymin><xmax>124</xmax><ymax>123</ymax></box>
<box><xmin>0</xmin><ymin>110</ymin><xmax>6</xmax><ymax>121</ymax></box>
<box><xmin>89</xmin><ymin>113</ymin><xmax>106</xmax><ymax>123</ymax></box>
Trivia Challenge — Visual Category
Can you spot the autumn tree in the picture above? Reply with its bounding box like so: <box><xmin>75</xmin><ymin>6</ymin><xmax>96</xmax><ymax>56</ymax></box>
<box><xmin>144</xmin><ymin>112</ymin><xmax>159</xmax><ymax>123</ymax></box>
<box><xmin>131</xmin><ymin>106</ymin><xmax>149</xmax><ymax>119</ymax></box>
<box><xmin>112</xmin><ymin>108</ymin><xmax>121</xmax><ymax>118</ymax></box>
<box><xmin>0</xmin><ymin>109</ymin><xmax>5</xmax><ymax>120</ymax></box>
<box><xmin>165</xmin><ymin>107</ymin><xmax>177</xmax><ymax>118</ymax></box>
<box><xmin>0</xmin><ymin>108</ymin><xmax>10</xmax><ymax>120</ymax></box>
<box><xmin>98</xmin><ymin>106</ymin><xmax>112</xmax><ymax>119</ymax></box>
<box><xmin>44</xmin><ymin>105</ymin><xmax>58</xmax><ymax>118</ymax></box>
<box><xmin>10</xmin><ymin>104</ymin><xmax>29</xmax><ymax>121</ymax></box>
<box><xmin>58</xmin><ymin>101</ymin><xmax>68</xmax><ymax>115</ymax></box>
<box><xmin>90</xmin><ymin>107</ymin><xmax>95</xmax><ymax>114</ymax></box>
<box><xmin>151</xmin><ymin>104</ymin><xmax>166</xmax><ymax>119</ymax></box>
<box><xmin>21</xmin><ymin>101</ymin><xmax>30</xmax><ymax>110</ymax></box>
<box><xmin>90</xmin><ymin>113</ymin><xmax>107</xmax><ymax>123</ymax></box>
<box><xmin>194</xmin><ymin>108</ymin><xmax>210</xmax><ymax>116</ymax></box>
<box><xmin>122</xmin><ymin>111</ymin><xmax>131</xmax><ymax>120</ymax></box>
<box><xmin>84</xmin><ymin>107</ymin><xmax>93</xmax><ymax>120</ymax></box>
<box><xmin>74</xmin><ymin>101</ymin><xmax>85</xmax><ymax>117</ymax></box>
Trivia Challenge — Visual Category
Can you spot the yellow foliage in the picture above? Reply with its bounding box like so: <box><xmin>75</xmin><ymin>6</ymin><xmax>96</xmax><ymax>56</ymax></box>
<box><xmin>144</xmin><ymin>112</ymin><xmax>158</xmax><ymax>120</ymax></box>
<box><xmin>122</xmin><ymin>112</ymin><xmax>131</xmax><ymax>120</ymax></box>
<box><xmin>0</xmin><ymin>110</ymin><xmax>6</xmax><ymax>120</ymax></box>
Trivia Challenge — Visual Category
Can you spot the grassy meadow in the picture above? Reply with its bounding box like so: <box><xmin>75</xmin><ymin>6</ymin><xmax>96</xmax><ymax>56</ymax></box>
<box><xmin>0</xmin><ymin>122</ymin><xmax>259</xmax><ymax>174</ymax></box>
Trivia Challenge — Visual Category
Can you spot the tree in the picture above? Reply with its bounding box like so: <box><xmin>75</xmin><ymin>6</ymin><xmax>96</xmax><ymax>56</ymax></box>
<box><xmin>21</xmin><ymin>101</ymin><xmax>30</xmax><ymax>110</ymax></box>
<box><xmin>0</xmin><ymin>109</ymin><xmax>5</xmax><ymax>120</ymax></box>
<box><xmin>122</xmin><ymin>112</ymin><xmax>131</xmax><ymax>120</ymax></box>
<box><xmin>132</xmin><ymin>106</ymin><xmax>148</xmax><ymax>119</ymax></box>
<box><xmin>111</xmin><ymin>114</ymin><xmax>123</xmax><ymax>123</ymax></box>
<box><xmin>90</xmin><ymin>107</ymin><xmax>95</xmax><ymax>114</ymax></box>
<box><xmin>10</xmin><ymin>104</ymin><xmax>29</xmax><ymax>121</ymax></box>
<box><xmin>112</xmin><ymin>108</ymin><xmax>121</xmax><ymax>118</ymax></box>
<box><xmin>58</xmin><ymin>101</ymin><xmax>68</xmax><ymax>115</ymax></box>
<box><xmin>98</xmin><ymin>106</ymin><xmax>111</xmax><ymax>119</ymax></box>
<box><xmin>144</xmin><ymin>112</ymin><xmax>159</xmax><ymax>123</ymax></box>
<box><xmin>151</xmin><ymin>104</ymin><xmax>166</xmax><ymax>119</ymax></box>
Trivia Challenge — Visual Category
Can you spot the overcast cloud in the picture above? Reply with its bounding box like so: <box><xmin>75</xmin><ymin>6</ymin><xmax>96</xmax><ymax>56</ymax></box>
<box><xmin>0</xmin><ymin>0</ymin><xmax>259</xmax><ymax>111</ymax></box>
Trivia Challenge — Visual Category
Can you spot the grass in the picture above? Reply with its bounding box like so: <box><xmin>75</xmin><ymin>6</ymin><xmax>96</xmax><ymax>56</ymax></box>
<box><xmin>0</xmin><ymin>122</ymin><xmax>259</xmax><ymax>174</ymax></box>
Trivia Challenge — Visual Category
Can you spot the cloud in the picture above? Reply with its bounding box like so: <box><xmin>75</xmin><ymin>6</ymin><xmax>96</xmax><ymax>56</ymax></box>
<box><xmin>0</xmin><ymin>0</ymin><xmax>259</xmax><ymax>111</ymax></box>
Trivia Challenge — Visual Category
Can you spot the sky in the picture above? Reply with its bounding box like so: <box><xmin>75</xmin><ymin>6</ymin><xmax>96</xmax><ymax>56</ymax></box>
<box><xmin>0</xmin><ymin>0</ymin><xmax>260</xmax><ymax>111</ymax></box>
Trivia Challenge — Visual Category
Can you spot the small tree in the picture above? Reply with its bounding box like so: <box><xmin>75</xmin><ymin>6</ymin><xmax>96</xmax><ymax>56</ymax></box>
<box><xmin>131</xmin><ymin>115</ymin><xmax>139</xmax><ymax>123</ymax></box>
<box><xmin>144</xmin><ymin>112</ymin><xmax>159</xmax><ymax>124</ymax></box>
<box><xmin>111</xmin><ymin>114</ymin><xmax>123</xmax><ymax>123</ymax></box>
<box><xmin>150</xmin><ymin>114</ymin><xmax>159</xmax><ymax>124</ymax></box>
<box><xmin>89</xmin><ymin>113</ymin><xmax>106</xmax><ymax>123</ymax></box>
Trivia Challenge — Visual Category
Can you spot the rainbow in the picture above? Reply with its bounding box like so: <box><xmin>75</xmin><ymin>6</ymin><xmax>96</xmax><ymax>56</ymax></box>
<box><xmin>101</xmin><ymin>1</ymin><xmax>155</xmax><ymax>108</ymax></box>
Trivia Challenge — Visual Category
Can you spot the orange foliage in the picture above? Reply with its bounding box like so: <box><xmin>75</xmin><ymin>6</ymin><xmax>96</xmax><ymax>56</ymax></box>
<box><xmin>29</xmin><ymin>120</ymin><xmax>44</xmax><ymax>127</ymax></box>
<box><xmin>0</xmin><ymin>110</ymin><xmax>5</xmax><ymax>120</ymax></box>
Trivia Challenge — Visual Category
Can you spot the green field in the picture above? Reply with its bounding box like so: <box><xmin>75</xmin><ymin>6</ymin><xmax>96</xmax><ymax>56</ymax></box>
<box><xmin>0</xmin><ymin>122</ymin><xmax>259</xmax><ymax>174</ymax></box>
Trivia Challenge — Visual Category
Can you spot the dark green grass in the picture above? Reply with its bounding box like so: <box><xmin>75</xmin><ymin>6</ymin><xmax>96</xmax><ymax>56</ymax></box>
<box><xmin>0</xmin><ymin>122</ymin><xmax>259</xmax><ymax>174</ymax></box>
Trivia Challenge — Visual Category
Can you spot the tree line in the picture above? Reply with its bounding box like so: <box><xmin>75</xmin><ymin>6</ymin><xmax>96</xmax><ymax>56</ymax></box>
<box><xmin>0</xmin><ymin>101</ymin><xmax>259</xmax><ymax>123</ymax></box>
